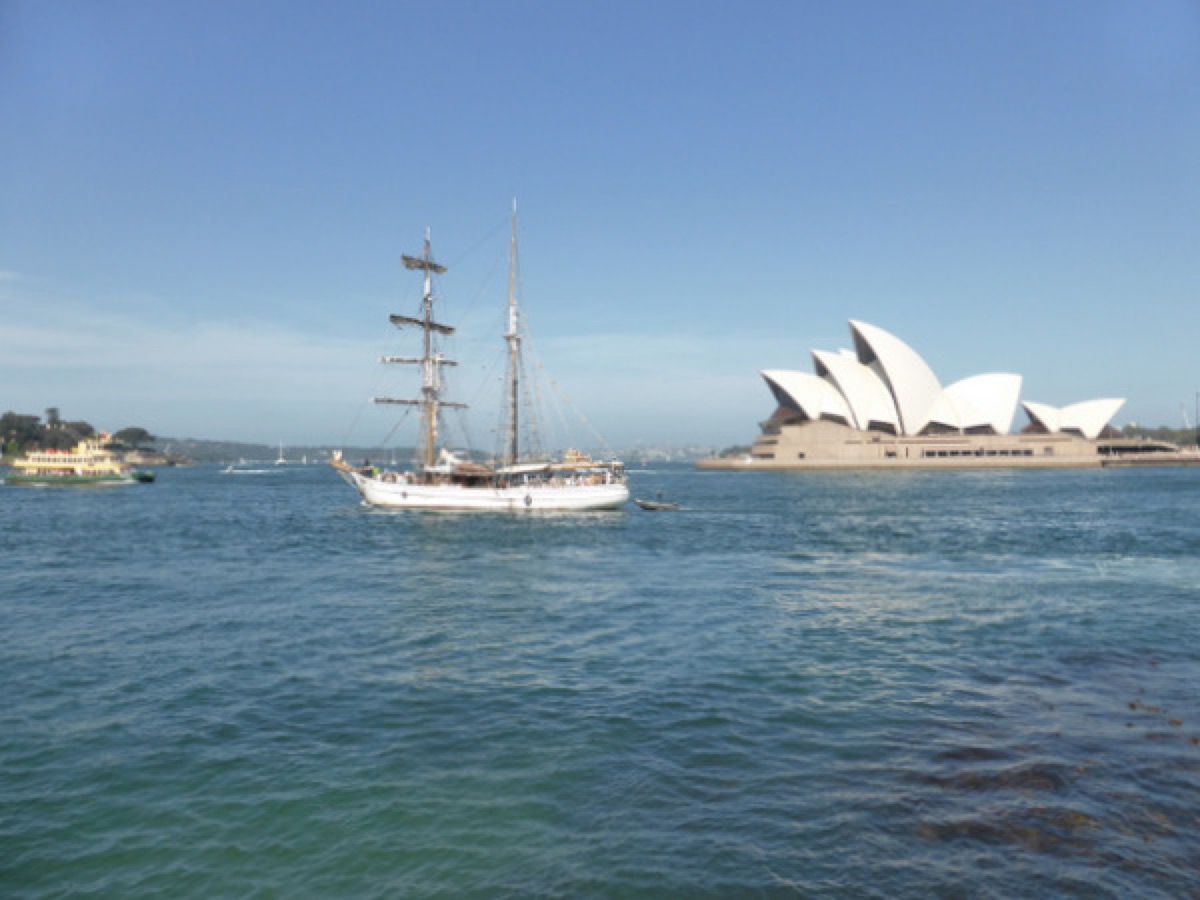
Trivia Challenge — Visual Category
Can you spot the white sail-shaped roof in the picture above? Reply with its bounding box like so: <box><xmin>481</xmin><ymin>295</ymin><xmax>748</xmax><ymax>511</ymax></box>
<box><xmin>849</xmin><ymin>320</ymin><xmax>942</xmax><ymax>435</ymax></box>
<box><xmin>1021</xmin><ymin>400</ymin><xmax>1060</xmax><ymax>434</ymax></box>
<box><xmin>1023</xmin><ymin>398</ymin><xmax>1124</xmax><ymax>439</ymax></box>
<box><xmin>1061</xmin><ymin>399</ymin><xmax>1124</xmax><ymax>439</ymax></box>
<box><xmin>936</xmin><ymin>373</ymin><xmax>1022</xmax><ymax>434</ymax></box>
<box><xmin>812</xmin><ymin>349</ymin><xmax>899</xmax><ymax>432</ymax></box>
<box><xmin>761</xmin><ymin>370</ymin><xmax>854</xmax><ymax>424</ymax></box>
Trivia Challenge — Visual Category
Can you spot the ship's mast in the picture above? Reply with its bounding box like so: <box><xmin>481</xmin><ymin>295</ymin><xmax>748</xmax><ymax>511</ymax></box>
<box><xmin>417</xmin><ymin>232</ymin><xmax>441</xmax><ymax>469</ymax></box>
<box><xmin>374</xmin><ymin>230</ymin><xmax>465</xmax><ymax>472</ymax></box>
<box><xmin>504</xmin><ymin>202</ymin><xmax>521</xmax><ymax>467</ymax></box>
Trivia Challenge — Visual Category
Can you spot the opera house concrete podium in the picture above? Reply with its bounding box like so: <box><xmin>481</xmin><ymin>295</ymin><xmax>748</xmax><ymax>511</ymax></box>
<box><xmin>700</xmin><ymin>320</ymin><xmax>1181</xmax><ymax>471</ymax></box>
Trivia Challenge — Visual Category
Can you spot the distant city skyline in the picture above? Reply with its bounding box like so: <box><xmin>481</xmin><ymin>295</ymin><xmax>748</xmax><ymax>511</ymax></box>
<box><xmin>3</xmin><ymin>1</ymin><xmax>1198</xmax><ymax>448</ymax></box>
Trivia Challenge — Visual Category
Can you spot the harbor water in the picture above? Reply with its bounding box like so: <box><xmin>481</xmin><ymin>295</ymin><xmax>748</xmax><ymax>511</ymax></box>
<box><xmin>2</xmin><ymin>463</ymin><xmax>1199</xmax><ymax>897</ymax></box>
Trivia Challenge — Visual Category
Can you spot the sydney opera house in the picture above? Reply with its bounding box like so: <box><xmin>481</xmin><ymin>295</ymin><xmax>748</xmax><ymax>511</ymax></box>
<box><xmin>699</xmin><ymin>319</ymin><xmax>1152</xmax><ymax>470</ymax></box>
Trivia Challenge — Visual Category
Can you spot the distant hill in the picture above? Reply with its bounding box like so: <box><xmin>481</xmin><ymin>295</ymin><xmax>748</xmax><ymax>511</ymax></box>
<box><xmin>158</xmin><ymin>438</ymin><xmax>417</xmax><ymax>465</ymax></box>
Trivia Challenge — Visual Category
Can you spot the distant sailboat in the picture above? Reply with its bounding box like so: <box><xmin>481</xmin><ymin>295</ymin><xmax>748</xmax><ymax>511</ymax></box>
<box><xmin>275</xmin><ymin>442</ymin><xmax>286</xmax><ymax>466</ymax></box>
<box><xmin>332</xmin><ymin>206</ymin><xmax>628</xmax><ymax>511</ymax></box>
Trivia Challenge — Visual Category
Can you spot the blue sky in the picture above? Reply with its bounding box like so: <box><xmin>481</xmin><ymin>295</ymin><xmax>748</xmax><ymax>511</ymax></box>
<box><xmin>2</xmin><ymin>0</ymin><xmax>1198</xmax><ymax>450</ymax></box>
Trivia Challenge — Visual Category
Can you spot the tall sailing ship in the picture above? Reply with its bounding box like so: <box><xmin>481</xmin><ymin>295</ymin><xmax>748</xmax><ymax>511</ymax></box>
<box><xmin>332</xmin><ymin>209</ymin><xmax>629</xmax><ymax>512</ymax></box>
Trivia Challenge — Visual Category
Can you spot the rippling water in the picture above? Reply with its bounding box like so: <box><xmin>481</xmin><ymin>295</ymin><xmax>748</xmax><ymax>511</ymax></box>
<box><xmin>2</xmin><ymin>464</ymin><xmax>1199</xmax><ymax>897</ymax></box>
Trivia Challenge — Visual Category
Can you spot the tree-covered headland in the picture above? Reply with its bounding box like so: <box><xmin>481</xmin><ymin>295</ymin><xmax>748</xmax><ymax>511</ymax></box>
<box><xmin>1</xmin><ymin>408</ymin><xmax>156</xmax><ymax>458</ymax></box>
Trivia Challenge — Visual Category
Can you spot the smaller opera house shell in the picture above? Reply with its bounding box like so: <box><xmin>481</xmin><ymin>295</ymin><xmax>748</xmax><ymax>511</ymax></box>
<box><xmin>702</xmin><ymin>320</ymin><xmax>1132</xmax><ymax>470</ymax></box>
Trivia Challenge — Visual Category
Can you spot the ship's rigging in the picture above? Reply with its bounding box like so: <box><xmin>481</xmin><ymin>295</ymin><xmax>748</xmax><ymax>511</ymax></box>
<box><xmin>371</xmin><ymin>232</ymin><xmax>467</xmax><ymax>470</ymax></box>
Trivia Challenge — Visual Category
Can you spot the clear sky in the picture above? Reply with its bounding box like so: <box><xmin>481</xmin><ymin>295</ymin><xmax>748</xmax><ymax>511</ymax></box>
<box><xmin>2</xmin><ymin>0</ymin><xmax>1198</xmax><ymax>450</ymax></box>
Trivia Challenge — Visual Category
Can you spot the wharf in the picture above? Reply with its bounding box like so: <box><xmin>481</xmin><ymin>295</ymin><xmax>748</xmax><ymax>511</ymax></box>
<box><xmin>1100</xmin><ymin>452</ymin><xmax>1200</xmax><ymax>468</ymax></box>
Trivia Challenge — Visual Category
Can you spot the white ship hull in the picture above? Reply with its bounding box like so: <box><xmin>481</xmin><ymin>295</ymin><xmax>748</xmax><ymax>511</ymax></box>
<box><xmin>340</xmin><ymin>469</ymin><xmax>629</xmax><ymax>511</ymax></box>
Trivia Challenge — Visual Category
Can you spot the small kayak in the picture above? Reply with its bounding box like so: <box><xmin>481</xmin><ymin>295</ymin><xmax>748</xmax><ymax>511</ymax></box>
<box><xmin>634</xmin><ymin>498</ymin><xmax>679</xmax><ymax>511</ymax></box>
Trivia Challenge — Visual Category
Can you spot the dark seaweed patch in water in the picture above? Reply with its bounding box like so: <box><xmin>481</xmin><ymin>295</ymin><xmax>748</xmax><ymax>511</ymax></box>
<box><xmin>934</xmin><ymin>745</ymin><xmax>1012</xmax><ymax>763</ymax></box>
<box><xmin>910</xmin><ymin>669</ymin><xmax>1200</xmax><ymax>890</ymax></box>
<box><xmin>918</xmin><ymin>806</ymin><xmax>1099</xmax><ymax>854</ymax></box>
<box><xmin>926</xmin><ymin>761</ymin><xmax>1076</xmax><ymax>794</ymax></box>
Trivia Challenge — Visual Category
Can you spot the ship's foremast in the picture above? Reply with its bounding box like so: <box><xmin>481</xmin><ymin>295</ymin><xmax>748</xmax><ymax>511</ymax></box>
<box><xmin>374</xmin><ymin>230</ymin><xmax>465</xmax><ymax>472</ymax></box>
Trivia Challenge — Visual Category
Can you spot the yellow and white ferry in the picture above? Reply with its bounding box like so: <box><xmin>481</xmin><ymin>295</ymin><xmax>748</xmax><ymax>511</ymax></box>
<box><xmin>4</xmin><ymin>434</ymin><xmax>155</xmax><ymax>486</ymax></box>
